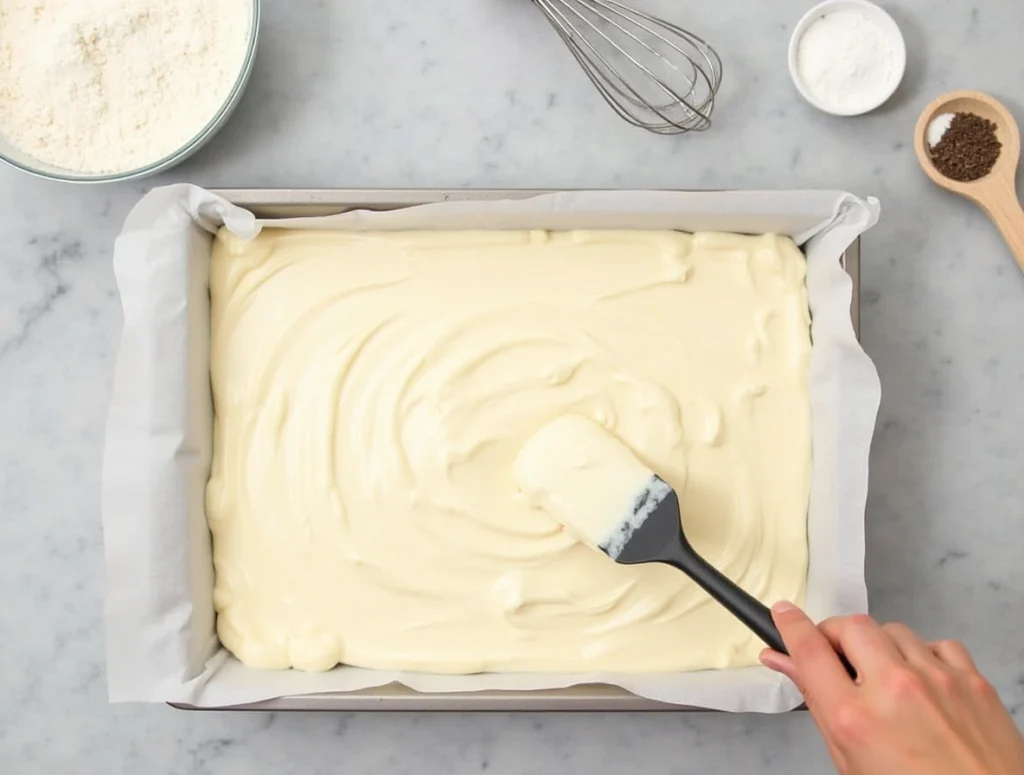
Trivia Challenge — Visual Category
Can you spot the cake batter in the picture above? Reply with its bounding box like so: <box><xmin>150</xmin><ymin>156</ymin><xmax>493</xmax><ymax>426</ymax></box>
<box><xmin>207</xmin><ymin>228</ymin><xmax>812</xmax><ymax>673</ymax></box>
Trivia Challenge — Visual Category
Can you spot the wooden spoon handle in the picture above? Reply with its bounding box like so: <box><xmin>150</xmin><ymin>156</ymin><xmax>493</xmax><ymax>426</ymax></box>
<box><xmin>978</xmin><ymin>177</ymin><xmax>1024</xmax><ymax>275</ymax></box>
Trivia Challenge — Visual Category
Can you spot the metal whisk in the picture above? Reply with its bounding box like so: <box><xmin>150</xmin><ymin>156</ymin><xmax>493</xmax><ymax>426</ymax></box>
<box><xmin>534</xmin><ymin>0</ymin><xmax>722</xmax><ymax>135</ymax></box>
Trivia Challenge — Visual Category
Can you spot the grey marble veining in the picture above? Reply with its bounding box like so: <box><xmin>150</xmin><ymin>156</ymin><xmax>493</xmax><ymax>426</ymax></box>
<box><xmin>1</xmin><ymin>1</ymin><xmax>1022</xmax><ymax>773</ymax></box>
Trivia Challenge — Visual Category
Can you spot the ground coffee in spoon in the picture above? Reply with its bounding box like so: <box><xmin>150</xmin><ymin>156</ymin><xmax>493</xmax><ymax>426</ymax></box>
<box><xmin>929</xmin><ymin>112</ymin><xmax>1002</xmax><ymax>182</ymax></box>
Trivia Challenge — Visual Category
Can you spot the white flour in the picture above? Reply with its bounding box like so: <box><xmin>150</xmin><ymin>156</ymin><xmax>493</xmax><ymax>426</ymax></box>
<box><xmin>0</xmin><ymin>0</ymin><xmax>251</xmax><ymax>174</ymax></box>
<box><xmin>796</xmin><ymin>10</ymin><xmax>896</xmax><ymax>113</ymax></box>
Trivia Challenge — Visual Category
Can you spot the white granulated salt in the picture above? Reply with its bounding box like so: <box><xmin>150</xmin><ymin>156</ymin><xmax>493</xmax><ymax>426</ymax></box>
<box><xmin>0</xmin><ymin>0</ymin><xmax>252</xmax><ymax>174</ymax></box>
<box><xmin>927</xmin><ymin>113</ymin><xmax>955</xmax><ymax>147</ymax></box>
<box><xmin>796</xmin><ymin>10</ymin><xmax>896</xmax><ymax>114</ymax></box>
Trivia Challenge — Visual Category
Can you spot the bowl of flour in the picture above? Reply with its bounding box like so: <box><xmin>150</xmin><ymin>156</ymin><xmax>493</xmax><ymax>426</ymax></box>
<box><xmin>0</xmin><ymin>0</ymin><xmax>259</xmax><ymax>183</ymax></box>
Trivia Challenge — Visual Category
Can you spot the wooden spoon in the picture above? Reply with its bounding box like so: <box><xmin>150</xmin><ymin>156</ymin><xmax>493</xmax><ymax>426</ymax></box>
<box><xmin>914</xmin><ymin>90</ymin><xmax>1024</xmax><ymax>275</ymax></box>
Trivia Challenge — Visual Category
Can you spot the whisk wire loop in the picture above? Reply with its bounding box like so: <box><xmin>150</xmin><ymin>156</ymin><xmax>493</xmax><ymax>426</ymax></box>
<box><xmin>534</xmin><ymin>0</ymin><xmax>722</xmax><ymax>134</ymax></box>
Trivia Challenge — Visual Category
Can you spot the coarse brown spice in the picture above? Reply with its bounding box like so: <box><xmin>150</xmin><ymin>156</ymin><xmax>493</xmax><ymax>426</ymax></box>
<box><xmin>929</xmin><ymin>112</ymin><xmax>1002</xmax><ymax>182</ymax></box>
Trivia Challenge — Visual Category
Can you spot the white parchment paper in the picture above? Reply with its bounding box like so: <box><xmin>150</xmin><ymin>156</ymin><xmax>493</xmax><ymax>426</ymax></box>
<box><xmin>102</xmin><ymin>185</ymin><xmax>881</xmax><ymax>710</ymax></box>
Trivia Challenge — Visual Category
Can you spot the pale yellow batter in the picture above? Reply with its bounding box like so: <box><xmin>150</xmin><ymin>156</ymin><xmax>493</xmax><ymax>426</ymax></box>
<box><xmin>207</xmin><ymin>228</ymin><xmax>812</xmax><ymax>674</ymax></box>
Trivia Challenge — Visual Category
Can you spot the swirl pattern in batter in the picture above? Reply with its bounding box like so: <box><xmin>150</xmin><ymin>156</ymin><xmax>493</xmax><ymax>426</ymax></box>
<box><xmin>207</xmin><ymin>228</ymin><xmax>811</xmax><ymax>673</ymax></box>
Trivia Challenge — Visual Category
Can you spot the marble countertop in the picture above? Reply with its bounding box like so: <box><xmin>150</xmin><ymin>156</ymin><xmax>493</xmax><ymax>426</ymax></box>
<box><xmin>1</xmin><ymin>1</ymin><xmax>1022</xmax><ymax>772</ymax></box>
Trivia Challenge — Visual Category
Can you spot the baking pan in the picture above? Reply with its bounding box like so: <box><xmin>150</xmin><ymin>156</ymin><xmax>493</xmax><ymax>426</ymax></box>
<box><xmin>177</xmin><ymin>189</ymin><xmax>862</xmax><ymax>712</ymax></box>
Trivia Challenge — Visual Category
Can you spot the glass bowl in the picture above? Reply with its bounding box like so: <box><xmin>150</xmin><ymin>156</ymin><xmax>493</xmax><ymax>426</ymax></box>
<box><xmin>0</xmin><ymin>0</ymin><xmax>261</xmax><ymax>184</ymax></box>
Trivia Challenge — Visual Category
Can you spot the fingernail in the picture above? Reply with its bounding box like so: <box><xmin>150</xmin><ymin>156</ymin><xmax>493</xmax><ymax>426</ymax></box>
<box><xmin>772</xmin><ymin>600</ymin><xmax>797</xmax><ymax>614</ymax></box>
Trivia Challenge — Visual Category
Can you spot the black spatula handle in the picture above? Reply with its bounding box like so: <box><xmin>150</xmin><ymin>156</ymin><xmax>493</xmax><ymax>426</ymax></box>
<box><xmin>664</xmin><ymin>545</ymin><xmax>857</xmax><ymax>679</ymax></box>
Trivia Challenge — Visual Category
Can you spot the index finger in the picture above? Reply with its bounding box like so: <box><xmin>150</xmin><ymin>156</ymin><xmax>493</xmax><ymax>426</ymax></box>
<box><xmin>772</xmin><ymin>601</ymin><xmax>855</xmax><ymax>710</ymax></box>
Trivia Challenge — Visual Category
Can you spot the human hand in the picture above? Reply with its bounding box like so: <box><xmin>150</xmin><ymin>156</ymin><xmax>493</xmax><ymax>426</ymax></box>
<box><xmin>760</xmin><ymin>602</ymin><xmax>1024</xmax><ymax>775</ymax></box>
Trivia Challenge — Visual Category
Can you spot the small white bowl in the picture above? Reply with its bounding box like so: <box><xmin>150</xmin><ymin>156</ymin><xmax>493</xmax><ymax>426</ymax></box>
<box><xmin>788</xmin><ymin>0</ymin><xmax>906</xmax><ymax>116</ymax></box>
